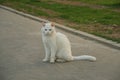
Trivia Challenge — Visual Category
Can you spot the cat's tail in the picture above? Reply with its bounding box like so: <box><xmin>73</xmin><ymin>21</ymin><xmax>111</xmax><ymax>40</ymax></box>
<box><xmin>72</xmin><ymin>55</ymin><xmax>96</xmax><ymax>61</ymax></box>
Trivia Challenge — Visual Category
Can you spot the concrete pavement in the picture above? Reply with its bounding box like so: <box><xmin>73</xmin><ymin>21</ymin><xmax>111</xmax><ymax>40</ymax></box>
<box><xmin>0</xmin><ymin>7</ymin><xmax>120</xmax><ymax>80</ymax></box>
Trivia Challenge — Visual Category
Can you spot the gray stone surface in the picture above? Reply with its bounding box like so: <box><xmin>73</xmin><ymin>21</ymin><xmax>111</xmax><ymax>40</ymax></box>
<box><xmin>0</xmin><ymin>8</ymin><xmax>120</xmax><ymax>80</ymax></box>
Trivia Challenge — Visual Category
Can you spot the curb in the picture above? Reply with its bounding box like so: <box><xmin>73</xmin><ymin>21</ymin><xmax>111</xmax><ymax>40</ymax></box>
<box><xmin>0</xmin><ymin>5</ymin><xmax>120</xmax><ymax>50</ymax></box>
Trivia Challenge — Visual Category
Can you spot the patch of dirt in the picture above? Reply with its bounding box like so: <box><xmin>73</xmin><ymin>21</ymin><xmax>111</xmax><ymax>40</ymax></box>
<box><xmin>39</xmin><ymin>16</ymin><xmax>77</xmax><ymax>26</ymax></box>
<box><xmin>25</xmin><ymin>4</ymin><xmax>60</xmax><ymax>16</ymax></box>
<box><xmin>52</xmin><ymin>0</ymin><xmax>120</xmax><ymax>12</ymax></box>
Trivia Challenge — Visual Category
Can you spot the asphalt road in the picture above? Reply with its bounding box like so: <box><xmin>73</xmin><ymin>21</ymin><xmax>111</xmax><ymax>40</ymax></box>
<box><xmin>0</xmin><ymin>7</ymin><xmax>120</xmax><ymax>80</ymax></box>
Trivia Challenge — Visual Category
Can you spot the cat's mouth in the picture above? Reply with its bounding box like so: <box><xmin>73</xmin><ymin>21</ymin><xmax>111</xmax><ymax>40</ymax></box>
<box><xmin>44</xmin><ymin>32</ymin><xmax>52</xmax><ymax>36</ymax></box>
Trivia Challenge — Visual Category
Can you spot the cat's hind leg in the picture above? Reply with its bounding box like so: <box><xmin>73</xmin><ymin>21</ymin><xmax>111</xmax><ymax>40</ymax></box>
<box><xmin>56</xmin><ymin>59</ymin><xmax>66</xmax><ymax>63</ymax></box>
<box><xmin>65</xmin><ymin>56</ymin><xmax>73</xmax><ymax>62</ymax></box>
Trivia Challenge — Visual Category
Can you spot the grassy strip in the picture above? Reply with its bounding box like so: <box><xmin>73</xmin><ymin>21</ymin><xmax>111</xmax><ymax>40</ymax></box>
<box><xmin>1</xmin><ymin>0</ymin><xmax>120</xmax><ymax>25</ymax></box>
<box><xmin>27</xmin><ymin>0</ymin><xmax>120</xmax><ymax>25</ymax></box>
<box><xmin>0</xmin><ymin>0</ymin><xmax>120</xmax><ymax>43</ymax></box>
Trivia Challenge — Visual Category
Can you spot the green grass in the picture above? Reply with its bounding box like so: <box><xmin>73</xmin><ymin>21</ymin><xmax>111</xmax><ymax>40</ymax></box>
<box><xmin>20</xmin><ymin>0</ymin><xmax>120</xmax><ymax>25</ymax></box>
<box><xmin>1</xmin><ymin>0</ymin><xmax>120</xmax><ymax>25</ymax></box>
<box><xmin>0</xmin><ymin>0</ymin><xmax>120</xmax><ymax>43</ymax></box>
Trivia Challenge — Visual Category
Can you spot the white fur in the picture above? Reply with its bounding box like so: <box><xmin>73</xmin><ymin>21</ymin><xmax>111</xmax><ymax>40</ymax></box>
<box><xmin>41</xmin><ymin>22</ymin><xmax>96</xmax><ymax>63</ymax></box>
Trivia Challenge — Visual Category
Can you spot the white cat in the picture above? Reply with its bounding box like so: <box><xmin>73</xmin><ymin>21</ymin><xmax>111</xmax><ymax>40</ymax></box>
<box><xmin>41</xmin><ymin>22</ymin><xmax>96</xmax><ymax>63</ymax></box>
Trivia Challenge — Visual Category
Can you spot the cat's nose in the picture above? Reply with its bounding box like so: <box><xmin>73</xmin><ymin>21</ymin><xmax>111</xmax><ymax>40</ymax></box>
<box><xmin>45</xmin><ymin>32</ymin><xmax>50</xmax><ymax>35</ymax></box>
<box><xmin>48</xmin><ymin>32</ymin><xmax>51</xmax><ymax>34</ymax></box>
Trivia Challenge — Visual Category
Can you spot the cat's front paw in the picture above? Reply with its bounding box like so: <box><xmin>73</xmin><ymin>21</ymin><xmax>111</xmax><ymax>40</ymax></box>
<box><xmin>42</xmin><ymin>59</ymin><xmax>49</xmax><ymax>62</ymax></box>
<box><xmin>50</xmin><ymin>58</ymin><xmax>55</xmax><ymax>64</ymax></box>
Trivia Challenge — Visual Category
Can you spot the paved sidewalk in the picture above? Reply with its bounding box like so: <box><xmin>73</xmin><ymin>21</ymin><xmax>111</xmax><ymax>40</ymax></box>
<box><xmin>0</xmin><ymin>8</ymin><xmax>120</xmax><ymax>80</ymax></box>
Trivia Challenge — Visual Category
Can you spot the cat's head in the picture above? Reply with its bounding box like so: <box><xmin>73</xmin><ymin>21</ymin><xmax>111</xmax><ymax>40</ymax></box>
<box><xmin>41</xmin><ymin>22</ymin><xmax>55</xmax><ymax>35</ymax></box>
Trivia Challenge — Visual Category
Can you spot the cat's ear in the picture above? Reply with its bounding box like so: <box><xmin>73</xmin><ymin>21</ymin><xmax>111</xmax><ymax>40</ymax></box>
<box><xmin>41</xmin><ymin>22</ymin><xmax>45</xmax><ymax>27</ymax></box>
<box><xmin>51</xmin><ymin>22</ymin><xmax>55</xmax><ymax>27</ymax></box>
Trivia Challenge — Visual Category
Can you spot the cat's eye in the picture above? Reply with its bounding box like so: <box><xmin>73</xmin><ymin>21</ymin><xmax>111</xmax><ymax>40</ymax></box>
<box><xmin>49</xmin><ymin>29</ymin><xmax>52</xmax><ymax>31</ymax></box>
<box><xmin>45</xmin><ymin>29</ymin><xmax>47</xmax><ymax>31</ymax></box>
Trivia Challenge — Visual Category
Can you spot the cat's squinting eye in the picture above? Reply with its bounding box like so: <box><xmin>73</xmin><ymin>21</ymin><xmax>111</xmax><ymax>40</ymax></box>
<box><xmin>45</xmin><ymin>29</ymin><xmax>47</xmax><ymax>31</ymax></box>
<box><xmin>49</xmin><ymin>29</ymin><xmax>52</xmax><ymax>31</ymax></box>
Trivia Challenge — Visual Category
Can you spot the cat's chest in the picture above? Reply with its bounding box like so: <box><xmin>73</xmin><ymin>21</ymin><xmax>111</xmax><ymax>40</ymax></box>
<box><xmin>44</xmin><ymin>38</ymin><xmax>50</xmax><ymax>43</ymax></box>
